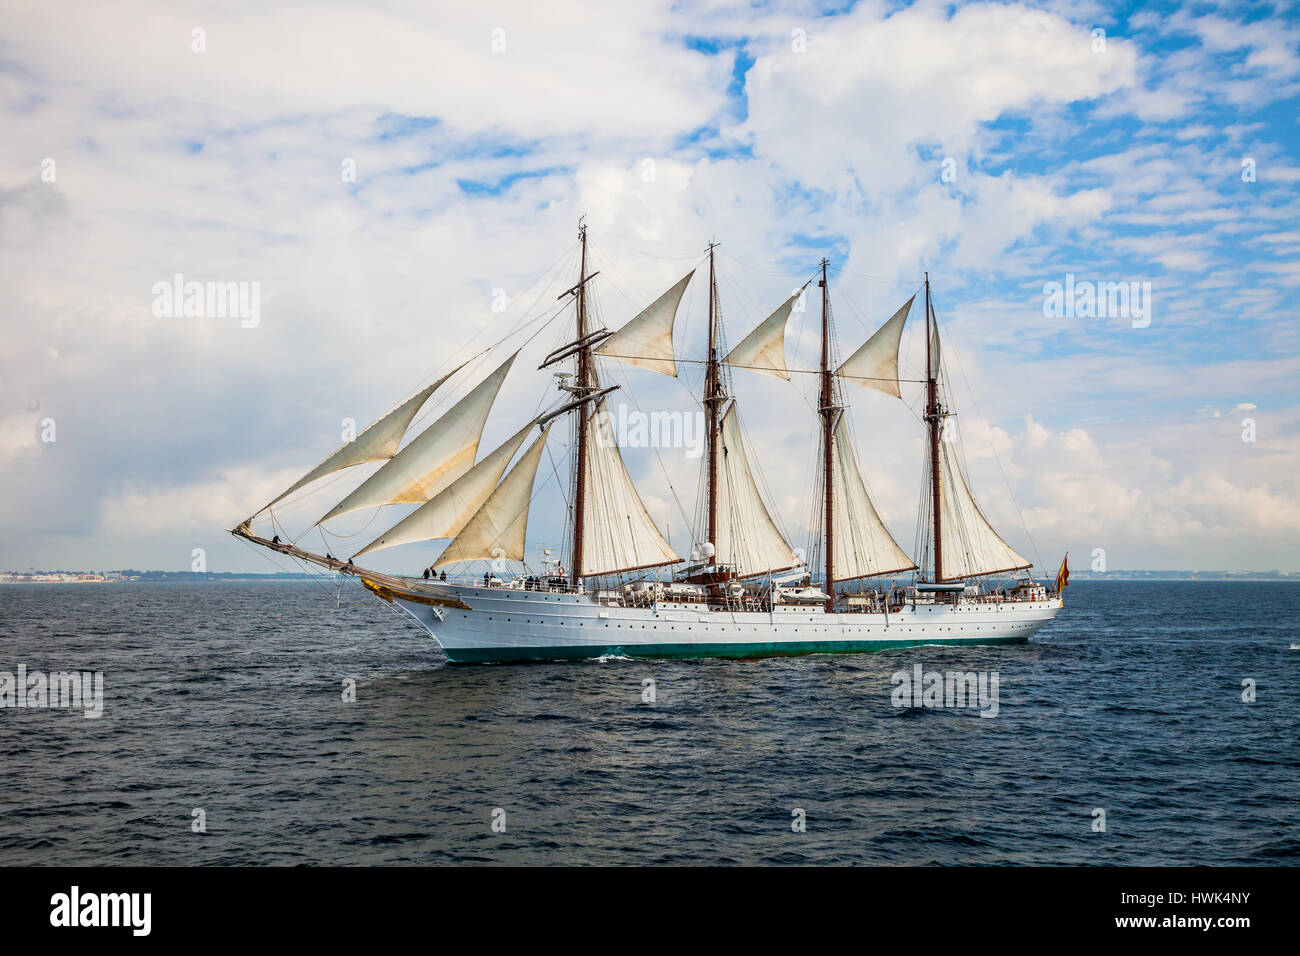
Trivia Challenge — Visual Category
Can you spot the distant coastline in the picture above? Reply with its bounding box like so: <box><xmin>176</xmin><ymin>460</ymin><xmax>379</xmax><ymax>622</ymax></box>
<box><xmin>1067</xmin><ymin>570</ymin><xmax>1300</xmax><ymax>582</ymax></box>
<box><xmin>0</xmin><ymin>570</ymin><xmax>319</xmax><ymax>583</ymax></box>
<box><xmin>2</xmin><ymin>569</ymin><xmax>1298</xmax><ymax>584</ymax></box>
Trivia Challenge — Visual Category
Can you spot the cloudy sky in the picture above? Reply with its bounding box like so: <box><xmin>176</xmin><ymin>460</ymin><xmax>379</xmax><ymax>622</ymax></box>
<box><xmin>2</xmin><ymin>0</ymin><xmax>1298</xmax><ymax>575</ymax></box>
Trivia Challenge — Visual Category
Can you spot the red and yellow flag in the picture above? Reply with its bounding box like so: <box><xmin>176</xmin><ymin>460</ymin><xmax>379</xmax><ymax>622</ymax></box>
<box><xmin>1055</xmin><ymin>554</ymin><xmax>1069</xmax><ymax>593</ymax></box>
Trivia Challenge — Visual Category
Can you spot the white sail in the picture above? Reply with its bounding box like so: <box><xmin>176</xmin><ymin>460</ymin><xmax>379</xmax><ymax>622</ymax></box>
<box><xmin>433</xmin><ymin>425</ymin><xmax>553</xmax><ymax>568</ymax></box>
<box><xmin>722</xmin><ymin>289</ymin><xmax>803</xmax><ymax>380</ymax></box>
<box><xmin>351</xmin><ymin>421</ymin><xmax>536</xmax><ymax>559</ymax></box>
<box><xmin>595</xmin><ymin>269</ymin><xmax>695</xmax><ymax>377</ymax></box>
<box><xmin>714</xmin><ymin>404</ymin><xmax>800</xmax><ymax>575</ymax></box>
<box><xmin>836</xmin><ymin>295</ymin><xmax>914</xmax><ymax>398</ymax></box>
<box><xmin>580</xmin><ymin>403</ymin><xmax>681</xmax><ymax>576</ymax></box>
<box><xmin>831</xmin><ymin>417</ymin><xmax>917</xmax><ymax>580</ymax></box>
<box><xmin>318</xmin><ymin>353</ymin><xmax>516</xmax><ymax>522</ymax></box>
<box><xmin>934</xmin><ymin>438</ymin><xmax>1032</xmax><ymax>579</ymax></box>
<box><xmin>263</xmin><ymin>364</ymin><xmax>465</xmax><ymax>511</ymax></box>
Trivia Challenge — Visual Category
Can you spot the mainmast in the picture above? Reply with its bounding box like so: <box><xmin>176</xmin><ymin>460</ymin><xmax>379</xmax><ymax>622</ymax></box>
<box><xmin>924</xmin><ymin>273</ymin><xmax>944</xmax><ymax>583</ymax></box>
<box><xmin>704</xmin><ymin>241</ymin><xmax>722</xmax><ymax>559</ymax></box>
<box><xmin>570</xmin><ymin>222</ymin><xmax>594</xmax><ymax>587</ymax></box>
<box><xmin>819</xmin><ymin>258</ymin><xmax>835</xmax><ymax>612</ymax></box>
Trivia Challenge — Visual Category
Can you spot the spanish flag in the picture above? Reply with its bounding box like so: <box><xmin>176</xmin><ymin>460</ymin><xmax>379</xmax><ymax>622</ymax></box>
<box><xmin>1055</xmin><ymin>554</ymin><xmax>1069</xmax><ymax>593</ymax></box>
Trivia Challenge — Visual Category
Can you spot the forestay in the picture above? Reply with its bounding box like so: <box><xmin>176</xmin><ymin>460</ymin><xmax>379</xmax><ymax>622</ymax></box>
<box><xmin>318</xmin><ymin>354</ymin><xmax>516</xmax><ymax>523</ymax></box>
<box><xmin>433</xmin><ymin>425</ymin><xmax>554</xmax><ymax>567</ymax></box>
<box><xmin>836</xmin><ymin>296</ymin><xmax>914</xmax><ymax>399</ymax></box>
<box><xmin>351</xmin><ymin>420</ymin><xmax>537</xmax><ymax>559</ymax></box>
<box><xmin>261</xmin><ymin>363</ymin><xmax>466</xmax><ymax>512</ymax></box>
<box><xmin>722</xmin><ymin>289</ymin><xmax>804</xmax><ymax>380</ymax></box>
<box><xmin>595</xmin><ymin>270</ymin><xmax>695</xmax><ymax>377</ymax></box>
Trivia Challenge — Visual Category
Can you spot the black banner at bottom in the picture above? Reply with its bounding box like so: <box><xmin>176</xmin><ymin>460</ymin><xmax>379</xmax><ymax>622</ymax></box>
<box><xmin>0</xmin><ymin>865</ymin><xmax>1286</xmax><ymax>941</ymax></box>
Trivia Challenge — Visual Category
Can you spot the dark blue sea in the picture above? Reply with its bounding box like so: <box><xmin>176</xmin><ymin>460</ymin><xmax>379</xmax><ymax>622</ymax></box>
<box><xmin>0</xmin><ymin>580</ymin><xmax>1296</xmax><ymax>865</ymax></box>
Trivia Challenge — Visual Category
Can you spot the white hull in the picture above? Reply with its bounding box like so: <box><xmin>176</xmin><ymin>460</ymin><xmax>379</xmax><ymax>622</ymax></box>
<box><xmin>377</xmin><ymin>580</ymin><xmax>1063</xmax><ymax>663</ymax></box>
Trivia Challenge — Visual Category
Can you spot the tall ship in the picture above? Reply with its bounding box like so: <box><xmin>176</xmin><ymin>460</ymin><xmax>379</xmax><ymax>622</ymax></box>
<box><xmin>234</xmin><ymin>224</ymin><xmax>1063</xmax><ymax>663</ymax></box>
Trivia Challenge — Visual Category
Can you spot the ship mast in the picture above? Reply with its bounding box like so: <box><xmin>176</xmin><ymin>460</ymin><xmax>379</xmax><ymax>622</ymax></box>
<box><xmin>570</xmin><ymin>222</ymin><xmax>593</xmax><ymax>587</ymax></box>
<box><xmin>925</xmin><ymin>273</ymin><xmax>944</xmax><ymax>583</ymax></box>
<box><xmin>819</xmin><ymin>258</ymin><xmax>834</xmax><ymax>612</ymax></box>
<box><xmin>704</xmin><ymin>240</ymin><xmax>722</xmax><ymax>561</ymax></box>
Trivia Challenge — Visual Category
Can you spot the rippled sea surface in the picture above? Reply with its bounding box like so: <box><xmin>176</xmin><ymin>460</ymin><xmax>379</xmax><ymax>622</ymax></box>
<box><xmin>0</xmin><ymin>580</ymin><xmax>1296</xmax><ymax>865</ymax></box>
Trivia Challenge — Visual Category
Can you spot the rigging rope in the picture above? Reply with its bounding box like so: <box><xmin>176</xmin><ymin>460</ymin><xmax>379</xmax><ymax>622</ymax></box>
<box><xmin>928</xmin><ymin>300</ymin><xmax>1045</xmax><ymax>574</ymax></box>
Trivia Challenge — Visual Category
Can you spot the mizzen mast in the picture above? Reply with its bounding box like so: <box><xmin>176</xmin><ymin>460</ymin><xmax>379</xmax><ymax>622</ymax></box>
<box><xmin>917</xmin><ymin>275</ymin><xmax>1030</xmax><ymax>582</ymax></box>
<box><xmin>819</xmin><ymin>258</ymin><xmax>835</xmax><ymax>612</ymax></box>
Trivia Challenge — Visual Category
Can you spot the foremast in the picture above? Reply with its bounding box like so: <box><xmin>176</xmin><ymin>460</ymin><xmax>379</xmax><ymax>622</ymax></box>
<box><xmin>569</xmin><ymin>222</ymin><xmax>594</xmax><ymax>588</ymax></box>
<box><xmin>559</xmin><ymin>223</ymin><xmax>682</xmax><ymax>582</ymax></box>
<box><xmin>818</xmin><ymin>259</ymin><xmax>836</xmax><ymax>612</ymax></box>
<box><xmin>924</xmin><ymin>273</ymin><xmax>945</xmax><ymax>583</ymax></box>
<box><xmin>235</xmin><ymin>222</ymin><xmax>681</xmax><ymax>586</ymax></box>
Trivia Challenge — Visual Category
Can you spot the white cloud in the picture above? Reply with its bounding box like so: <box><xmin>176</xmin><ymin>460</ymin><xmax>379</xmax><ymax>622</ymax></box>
<box><xmin>2</xmin><ymin>0</ymin><xmax>728</xmax><ymax>142</ymax></box>
<box><xmin>739</xmin><ymin>1</ymin><xmax>1136</xmax><ymax>189</ymax></box>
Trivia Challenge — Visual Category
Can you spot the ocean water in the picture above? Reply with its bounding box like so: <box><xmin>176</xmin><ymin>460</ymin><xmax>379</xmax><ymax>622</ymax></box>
<box><xmin>0</xmin><ymin>580</ymin><xmax>1296</xmax><ymax>865</ymax></box>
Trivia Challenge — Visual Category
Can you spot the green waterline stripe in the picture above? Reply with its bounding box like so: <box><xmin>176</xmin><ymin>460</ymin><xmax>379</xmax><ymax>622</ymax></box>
<box><xmin>441</xmin><ymin>635</ymin><xmax>1030</xmax><ymax>664</ymax></box>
